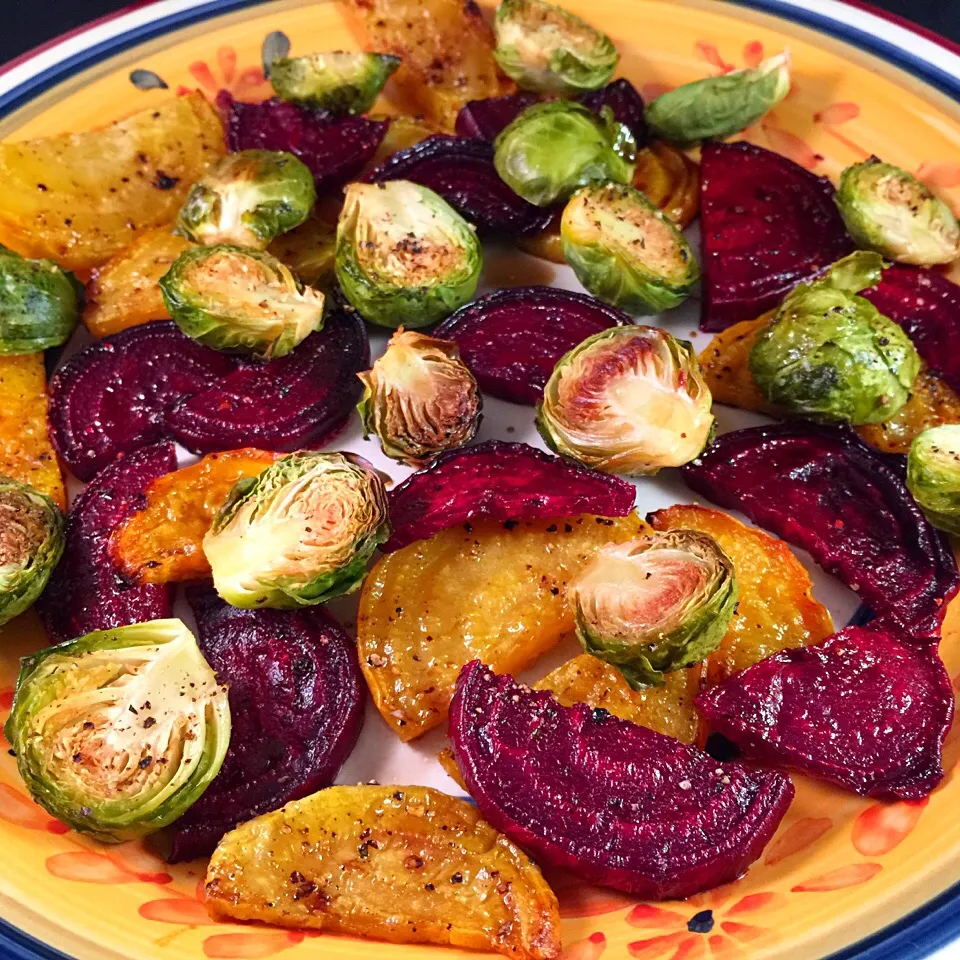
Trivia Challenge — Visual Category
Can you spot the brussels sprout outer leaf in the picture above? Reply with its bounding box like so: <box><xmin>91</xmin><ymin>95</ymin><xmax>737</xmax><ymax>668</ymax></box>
<box><xmin>270</xmin><ymin>52</ymin><xmax>401</xmax><ymax>114</ymax></box>
<box><xmin>907</xmin><ymin>425</ymin><xmax>960</xmax><ymax>535</ymax></box>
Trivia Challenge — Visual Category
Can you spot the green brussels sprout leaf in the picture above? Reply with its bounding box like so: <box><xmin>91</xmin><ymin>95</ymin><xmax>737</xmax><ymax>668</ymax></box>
<box><xmin>908</xmin><ymin>425</ymin><xmax>960</xmax><ymax>536</ymax></box>
<box><xmin>4</xmin><ymin>619</ymin><xmax>230</xmax><ymax>842</ymax></box>
<box><xmin>270</xmin><ymin>52</ymin><xmax>400</xmax><ymax>114</ymax></box>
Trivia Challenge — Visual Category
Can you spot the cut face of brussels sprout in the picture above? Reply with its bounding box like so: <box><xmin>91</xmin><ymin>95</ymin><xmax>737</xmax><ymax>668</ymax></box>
<box><xmin>335</xmin><ymin>181</ymin><xmax>482</xmax><ymax>329</ymax></box>
<box><xmin>571</xmin><ymin>531</ymin><xmax>738</xmax><ymax>688</ymax></box>
<box><xmin>645</xmin><ymin>51</ymin><xmax>791</xmax><ymax>144</ymax></box>
<box><xmin>537</xmin><ymin>325</ymin><xmax>714</xmax><ymax>475</ymax></box>
<box><xmin>3</xmin><ymin>619</ymin><xmax>230</xmax><ymax>842</ymax></box>
<box><xmin>175</xmin><ymin>150</ymin><xmax>316</xmax><ymax>249</ymax></box>
<box><xmin>0</xmin><ymin>246</ymin><xmax>81</xmax><ymax>353</ymax></box>
<box><xmin>494</xmin><ymin>100</ymin><xmax>636</xmax><ymax>207</ymax></box>
<box><xmin>358</xmin><ymin>329</ymin><xmax>482</xmax><ymax>464</ymax></box>
<box><xmin>836</xmin><ymin>157</ymin><xmax>960</xmax><ymax>266</ymax></box>
<box><xmin>561</xmin><ymin>182</ymin><xmax>699</xmax><ymax>315</ymax></box>
<box><xmin>908</xmin><ymin>425</ymin><xmax>960</xmax><ymax>535</ymax></box>
<box><xmin>493</xmin><ymin>0</ymin><xmax>619</xmax><ymax>95</ymax></box>
<box><xmin>203</xmin><ymin>451</ymin><xmax>390</xmax><ymax>608</ymax></box>
<box><xmin>159</xmin><ymin>245</ymin><xmax>325</xmax><ymax>358</ymax></box>
<box><xmin>270</xmin><ymin>52</ymin><xmax>400</xmax><ymax>114</ymax></box>
<box><xmin>750</xmin><ymin>251</ymin><xmax>921</xmax><ymax>424</ymax></box>
<box><xmin>0</xmin><ymin>477</ymin><xmax>64</xmax><ymax>627</ymax></box>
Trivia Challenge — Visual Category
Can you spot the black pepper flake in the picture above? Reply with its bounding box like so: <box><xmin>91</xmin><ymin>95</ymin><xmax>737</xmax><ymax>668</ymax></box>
<box><xmin>503</xmin><ymin>519</ymin><xmax>518</xmax><ymax>530</ymax></box>
<box><xmin>546</xmin><ymin>524</ymin><xmax>557</xmax><ymax>533</ymax></box>
<box><xmin>687</xmin><ymin>910</ymin><xmax>714</xmax><ymax>934</ymax></box>
<box><xmin>450</xmin><ymin>872</ymin><xmax>464</xmax><ymax>883</ymax></box>
<box><xmin>424</xmin><ymin>882</ymin><xmax>435</xmax><ymax>891</ymax></box>
<box><xmin>152</xmin><ymin>170</ymin><xmax>179</xmax><ymax>190</ymax></box>
<box><xmin>73</xmin><ymin>753</ymin><xmax>83</xmax><ymax>763</ymax></box>
<box><xmin>591</xmin><ymin>707</ymin><xmax>611</xmax><ymax>723</ymax></box>
<box><xmin>143</xmin><ymin>717</ymin><xmax>156</xmax><ymax>728</ymax></box>
<box><xmin>83</xmin><ymin>721</ymin><xmax>95</xmax><ymax>730</ymax></box>
<box><xmin>139</xmin><ymin>756</ymin><xmax>153</xmax><ymax>769</ymax></box>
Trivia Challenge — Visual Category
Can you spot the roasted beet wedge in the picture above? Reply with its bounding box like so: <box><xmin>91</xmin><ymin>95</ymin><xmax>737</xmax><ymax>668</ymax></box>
<box><xmin>696</xmin><ymin>626</ymin><xmax>953</xmax><ymax>799</ymax></box>
<box><xmin>38</xmin><ymin>443</ymin><xmax>176</xmax><ymax>644</ymax></box>
<box><xmin>218</xmin><ymin>91</ymin><xmax>387</xmax><ymax>191</ymax></box>
<box><xmin>384</xmin><ymin>440</ymin><xmax>636</xmax><ymax>553</ymax></box>
<box><xmin>455</xmin><ymin>93</ymin><xmax>539</xmax><ymax>141</ymax></box>
<box><xmin>699</xmin><ymin>141</ymin><xmax>853</xmax><ymax>332</ymax></box>
<box><xmin>433</xmin><ymin>286</ymin><xmax>632</xmax><ymax>405</ymax></box>
<box><xmin>366</xmin><ymin>135</ymin><xmax>553</xmax><ymax>236</ymax></box>
<box><xmin>449</xmin><ymin>662</ymin><xmax>794</xmax><ymax>899</ymax></box>
<box><xmin>682</xmin><ymin>423</ymin><xmax>959</xmax><ymax>635</ymax></box>
<box><xmin>863</xmin><ymin>265</ymin><xmax>960</xmax><ymax>394</ymax></box>
<box><xmin>50</xmin><ymin>309</ymin><xmax>368</xmax><ymax>477</ymax></box>
<box><xmin>578</xmin><ymin>79</ymin><xmax>648</xmax><ymax>147</ymax></box>
<box><xmin>166</xmin><ymin>586</ymin><xmax>364</xmax><ymax>862</ymax></box>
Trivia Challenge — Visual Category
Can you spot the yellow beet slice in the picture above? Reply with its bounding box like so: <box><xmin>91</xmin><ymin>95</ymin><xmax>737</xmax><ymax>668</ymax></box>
<box><xmin>205</xmin><ymin>785</ymin><xmax>561</xmax><ymax>959</ymax></box>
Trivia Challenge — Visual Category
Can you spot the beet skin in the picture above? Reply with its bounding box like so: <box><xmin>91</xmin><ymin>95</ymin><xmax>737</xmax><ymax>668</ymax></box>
<box><xmin>696</xmin><ymin>626</ymin><xmax>953</xmax><ymax>799</ymax></box>
<box><xmin>449</xmin><ymin>662</ymin><xmax>794</xmax><ymax>899</ymax></box>
<box><xmin>455</xmin><ymin>92</ymin><xmax>539</xmax><ymax>140</ymax></box>
<box><xmin>166</xmin><ymin>586</ymin><xmax>364</xmax><ymax>862</ymax></box>
<box><xmin>578</xmin><ymin>79</ymin><xmax>648</xmax><ymax>148</ymax></box>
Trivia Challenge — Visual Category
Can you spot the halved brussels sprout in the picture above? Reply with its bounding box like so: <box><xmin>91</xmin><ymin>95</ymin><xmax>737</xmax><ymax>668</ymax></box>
<box><xmin>570</xmin><ymin>531</ymin><xmax>738</xmax><ymax>688</ymax></box>
<box><xmin>0</xmin><ymin>245</ymin><xmax>81</xmax><ymax>353</ymax></box>
<box><xmin>907</xmin><ymin>425</ymin><xmax>960</xmax><ymax>535</ymax></box>
<box><xmin>836</xmin><ymin>157</ymin><xmax>960</xmax><ymax>266</ymax></box>
<box><xmin>3</xmin><ymin>619</ymin><xmax>230</xmax><ymax>842</ymax></box>
<box><xmin>645</xmin><ymin>51</ymin><xmax>791</xmax><ymax>144</ymax></box>
<box><xmin>175</xmin><ymin>150</ymin><xmax>316</xmax><ymax>249</ymax></box>
<box><xmin>159</xmin><ymin>245</ymin><xmax>325</xmax><ymax>358</ymax></box>
<box><xmin>494</xmin><ymin>100</ymin><xmax>636</xmax><ymax>207</ymax></box>
<box><xmin>749</xmin><ymin>251</ymin><xmax>921</xmax><ymax>425</ymax></box>
<box><xmin>358</xmin><ymin>329</ymin><xmax>482</xmax><ymax>464</ymax></box>
<box><xmin>203</xmin><ymin>451</ymin><xmax>390</xmax><ymax>608</ymax></box>
<box><xmin>493</xmin><ymin>0</ymin><xmax>619</xmax><ymax>95</ymax></box>
<box><xmin>335</xmin><ymin>181</ymin><xmax>482</xmax><ymax>329</ymax></box>
<box><xmin>537</xmin><ymin>325</ymin><xmax>714</xmax><ymax>475</ymax></box>
<box><xmin>561</xmin><ymin>182</ymin><xmax>699</xmax><ymax>315</ymax></box>
<box><xmin>0</xmin><ymin>477</ymin><xmax>64</xmax><ymax>626</ymax></box>
<box><xmin>270</xmin><ymin>52</ymin><xmax>401</xmax><ymax>114</ymax></box>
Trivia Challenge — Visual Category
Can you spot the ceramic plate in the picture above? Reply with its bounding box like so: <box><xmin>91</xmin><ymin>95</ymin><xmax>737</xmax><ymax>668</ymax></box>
<box><xmin>2</xmin><ymin>1</ymin><xmax>960</xmax><ymax>958</ymax></box>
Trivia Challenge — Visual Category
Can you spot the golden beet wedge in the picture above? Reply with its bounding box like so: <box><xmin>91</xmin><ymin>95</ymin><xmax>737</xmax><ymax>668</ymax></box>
<box><xmin>632</xmin><ymin>141</ymin><xmax>701</xmax><ymax>230</ymax></box>
<box><xmin>205</xmin><ymin>785</ymin><xmax>562</xmax><ymax>960</ymax></box>
<box><xmin>358</xmin><ymin>512</ymin><xmax>644</xmax><ymax>740</ymax></box>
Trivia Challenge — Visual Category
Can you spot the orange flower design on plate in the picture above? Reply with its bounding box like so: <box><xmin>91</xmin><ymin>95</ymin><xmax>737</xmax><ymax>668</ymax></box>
<box><xmin>177</xmin><ymin>45</ymin><xmax>272</xmax><ymax>102</ymax></box>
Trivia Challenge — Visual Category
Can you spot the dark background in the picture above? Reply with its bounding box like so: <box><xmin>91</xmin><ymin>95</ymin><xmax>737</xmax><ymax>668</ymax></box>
<box><xmin>2</xmin><ymin>0</ymin><xmax>959</xmax><ymax>65</ymax></box>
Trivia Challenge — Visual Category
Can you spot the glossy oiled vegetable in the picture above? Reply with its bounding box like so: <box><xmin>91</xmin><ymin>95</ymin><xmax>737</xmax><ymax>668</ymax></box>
<box><xmin>561</xmin><ymin>182</ymin><xmax>699</xmax><ymax>315</ymax></box>
<box><xmin>0</xmin><ymin>478</ymin><xmax>64</xmax><ymax>627</ymax></box>
<box><xmin>646</xmin><ymin>52</ymin><xmax>791</xmax><ymax>144</ymax></box>
<box><xmin>175</xmin><ymin>150</ymin><xmax>316</xmax><ymax>249</ymax></box>
<box><xmin>358</xmin><ymin>329</ymin><xmax>481</xmax><ymax>464</ymax></box>
<box><xmin>204</xmin><ymin>451</ymin><xmax>390</xmax><ymax>609</ymax></box>
<box><xmin>632</xmin><ymin>141</ymin><xmax>700</xmax><ymax>229</ymax></box>
<box><xmin>750</xmin><ymin>252</ymin><xmax>920</xmax><ymax>424</ymax></box>
<box><xmin>270</xmin><ymin>52</ymin><xmax>400</xmax><ymax>114</ymax></box>
<box><xmin>110</xmin><ymin>449</ymin><xmax>279</xmax><ymax>585</ymax></box>
<box><xmin>907</xmin><ymin>425</ymin><xmax>960</xmax><ymax>535</ymax></box>
<box><xmin>266</xmin><ymin>208</ymin><xmax>338</xmax><ymax>289</ymax></box>
<box><xmin>571</xmin><ymin>531</ymin><xmax>737</xmax><ymax>688</ymax></box>
<box><xmin>205</xmin><ymin>785</ymin><xmax>561</xmax><ymax>959</ymax></box>
<box><xmin>0</xmin><ymin>92</ymin><xmax>224</xmax><ymax>271</ymax></box>
<box><xmin>0</xmin><ymin>246</ymin><xmax>81</xmax><ymax>353</ymax></box>
<box><xmin>358</xmin><ymin>512</ymin><xmax>643</xmax><ymax>740</ymax></box>
<box><xmin>160</xmin><ymin>245</ymin><xmax>325</xmax><ymax>358</ymax></box>
<box><xmin>836</xmin><ymin>157</ymin><xmax>960</xmax><ymax>266</ymax></box>
<box><xmin>650</xmin><ymin>504</ymin><xmax>834</xmax><ymax>683</ymax></box>
<box><xmin>4</xmin><ymin>619</ymin><xmax>230</xmax><ymax>842</ymax></box>
<box><xmin>537</xmin><ymin>325</ymin><xmax>714</xmax><ymax>475</ymax></box>
<box><xmin>494</xmin><ymin>100</ymin><xmax>636</xmax><ymax>207</ymax></box>
<box><xmin>336</xmin><ymin>181</ymin><xmax>482</xmax><ymax>329</ymax></box>
<box><xmin>493</xmin><ymin>0</ymin><xmax>618</xmax><ymax>95</ymax></box>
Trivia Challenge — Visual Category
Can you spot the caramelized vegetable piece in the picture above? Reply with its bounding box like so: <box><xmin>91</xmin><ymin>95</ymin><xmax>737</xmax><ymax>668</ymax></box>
<box><xmin>340</xmin><ymin>0</ymin><xmax>512</xmax><ymax>130</ymax></box>
<box><xmin>358</xmin><ymin>512</ymin><xmax>644</xmax><ymax>740</ymax></box>
<box><xmin>83</xmin><ymin>230</ymin><xmax>192</xmax><ymax>338</ymax></box>
<box><xmin>266</xmin><ymin>211</ymin><xmax>337</xmax><ymax>289</ymax></box>
<box><xmin>650</xmin><ymin>505</ymin><xmax>833</xmax><ymax>683</ymax></box>
<box><xmin>0</xmin><ymin>93</ymin><xmax>223</xmax><ymax>271</ymax></box>
<box><xmin>632</xmin><ymin>141</ymin><xmax>700</xmax><ymax>229</ymax></box>
<box><xmin>109</xmin><ymin>449</ymin><xmax>278</xmax><ymax>585</ymax></box>
<box><xmin>0</xmin><ymin>353</ymin><xmax>64</xmax><ymax>508</ymax></box>
<box><xmin>205</xmin><ymin>785</ymin><xmax>562</xmax><ymax>959</ymax></box>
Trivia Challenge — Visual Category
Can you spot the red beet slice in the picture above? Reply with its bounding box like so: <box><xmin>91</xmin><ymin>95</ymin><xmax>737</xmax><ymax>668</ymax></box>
<box><xmin>433</xmin><ymin>286</ymin><xmax>632</xmax><ymax>405</ymax></box>
<box><xmin>578</xmin><ymin>79</ymin><xmax>648</xmax><ymax>147</ymax></box>
<box><xmin>455</xmin><ymin>93</ymin><xmax>539</xmax><ymax>141</ymax></box>
<box><xmin>38</xmin><ymin>443</ymin><xmax>176</xmax><ymax>644</ymax></box>
<box><xmin>384</xmin><ymin>440</ymin><xmax>636</xmax><ymax>553</ymax></box>
<box><xmin>699</xmin><ymin>141</ymin><xmax>853</xmax><ymax>332</ymax></box>
<box><xmin>862</xmin><ymin>264</ymin><xmax>960</xmax><ymax>394</ymax></box>
<box><xmin>696</xmin><ymin>626</ymin><xmax>953</xmax><ymax>799</ymax></box>
<box><xmin>365</xmin><ymin>134</ymin><xmax>553</xmax><ymax>236</ymax></box>
<box><xmin>681</xmin><ymin>423</ymin><xmax>959</xmax><ymax>636</ymax></box>
<box><xmin>449</xmin><ymin>661</ymin><xmax>794</xmax><ymax>899</ymax></box>
<box><xmin>166</xmin><ymin>586</ymin><xmax>364</xmax><ymax>861</ymax></box>
<box><xmin>217</xmin><ymin>91</ymin><xmax>387</xmax><ymax>191</ymax></box>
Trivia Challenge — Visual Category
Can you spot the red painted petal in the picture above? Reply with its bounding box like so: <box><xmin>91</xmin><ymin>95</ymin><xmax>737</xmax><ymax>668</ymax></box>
<box><xmin>725</xmin><ymin>892</ymin><xmax>784</xmax><ymax>915</ymax></box>
<box><xmin>792</xmin><ymin>862</ymin><xmax>883</xmax><ymax>892</ymax></box>
<box><xmin>761</xmin><ymin>120</ymin><xmax>821</xmax><ymax>169</ymax></box>
<box><xmin>917</xmin><ymin>162</ymin><xmax>960</xmax><ymax>190</ymax></box>
<box><xmin>629</xmin><ymin>933</ymin><xmax>692</xmax><ymax>959</ymax></box>
<box><xmin>626</xmin><ymin>904</ymin><xmax>688</xmax><ymax>928</ymax></box>
<box><xmin>45</xmin><ymin>851</ymin><xmax>136</xmax><ymax>884</ymax></box>
<box><xmin>562</xmin><ymin>932</ymin><xmax>607</xmax><ymax>960</ymax></box>
<box><xmin>139</xmin><ymin>898</ymin><xmax>216</xmax><ymax>925</ymax></box>
<box><xmin>217</xmin><ymin>46</ymin><xmax>237</xmax><ymax>84</ymax></box>
<box><xmin>852</xmin><ymin>799</ymin><xmax>928</xmax><ymax>856</ymax></box>
<box><xmin>0</xmin><ymin>784</ymin><xmax>63</xmax><ymax>832</ymax></box>
<box><xmin>720</xmin><ymin>921</ymin><xmax>767</xmax><ymax>943</ymax></box>
<box><xmin>695</xmin><ymin>42</ymin><xmax>735</xmax><ymax>72</ymax></box>
<box><xmin>203</xmin><ymin>932</ymin><xmax>304</xmax><ymax>959</ymax></box>
<box><xmin>764</xmin><ymin>818</ymin><xmax>833</xmax><ymax>866</ymax></box>
<box><xmin>814</xmin><ymin>102</ymin><xmax>860</xmax><ymax>124</ymax></box>
<box><xmin>743</xmin><ymin>41</ymin><xmax>764</xmax><ymax>67</ymax></box>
